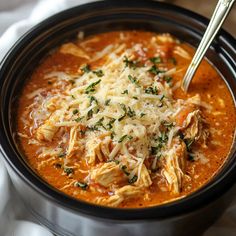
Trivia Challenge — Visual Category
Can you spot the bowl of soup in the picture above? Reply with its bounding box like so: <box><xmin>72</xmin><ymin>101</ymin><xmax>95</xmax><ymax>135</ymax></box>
<box><xmin>0</xmin><ymin>1</ymin><xmax>235</xmax><ymax>236</ymax></box>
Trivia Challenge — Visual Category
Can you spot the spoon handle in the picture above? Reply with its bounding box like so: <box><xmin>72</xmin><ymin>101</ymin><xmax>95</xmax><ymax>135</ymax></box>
<box><xmin>182</xmin><ymin>0</ymin><xmax>235</xmax><ymax>92</ymax></box>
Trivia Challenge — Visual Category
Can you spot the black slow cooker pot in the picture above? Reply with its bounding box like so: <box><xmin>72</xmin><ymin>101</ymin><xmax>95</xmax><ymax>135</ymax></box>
<box><xmin>0</xmin><ymin>1</ymin><xmax>236</xmax><ymax>236</ymax></box>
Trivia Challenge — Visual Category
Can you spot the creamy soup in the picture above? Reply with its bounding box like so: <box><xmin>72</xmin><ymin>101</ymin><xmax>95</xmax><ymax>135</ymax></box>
<box><xmin>17</xmin><ymin>31</ymin><xmax>236</xmax><ymax>208</ymax></box>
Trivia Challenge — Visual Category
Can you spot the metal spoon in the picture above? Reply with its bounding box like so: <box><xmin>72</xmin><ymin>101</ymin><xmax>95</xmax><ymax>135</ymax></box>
<box><xmin>181</xmin><ymin>0</ymin><xmax>235</xmax><ymax>92</ymax></box>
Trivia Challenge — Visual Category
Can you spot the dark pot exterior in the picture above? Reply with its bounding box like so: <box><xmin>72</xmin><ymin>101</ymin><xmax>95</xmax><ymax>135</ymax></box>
<box><xmin>0</xmin><ymin>1</ymin><xmax>236</xmax><ymax>236</ymax></box>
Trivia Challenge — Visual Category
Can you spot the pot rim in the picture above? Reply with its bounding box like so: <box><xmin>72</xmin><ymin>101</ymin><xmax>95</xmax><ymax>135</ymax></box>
<box><xmin>0</xmin><ymin>0</ymin><xmax>236</xmax><ymax>221</ymax></box>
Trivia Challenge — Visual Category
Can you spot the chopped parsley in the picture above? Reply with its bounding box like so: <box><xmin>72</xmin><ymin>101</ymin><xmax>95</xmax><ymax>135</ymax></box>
<box><xmin>81</xmin><ymin>64</ymin><xmax>91</xmax><ymax>73</ymax></box>
<box><xmin>110</xmin><ymin>131</ymin><xmax>115</xmax><ymax>140</ymax></box>
<box><xmin>127</xmin><ymin>106</ymin><xmax>136</xmax><ymax>118</ymax></box>
<box><xmin>89</xmin><ymin>117</ymin><xmax>105</xmax><ymax>131</ymax></box>
<box><xmin>118</xmin><ymin>103</ymin><xmax>127</xmax><ymax>121</ymax></box>
<box><xmin>158</xmin><ymin>131</ymin><xmax>168</xmax><ymax>144</ymax></box>
<box><xmin>89</xmin><ymin>96</ymin><xmax>98</xmax><ymax>105</ymax></box>
<box><xmin>150</xmin><ymin>57</ymin><xmax>162</xmax><ymax>64</ymax></box>
<box><xmin>107</xmin><ymin>118</ymin><xmax>116</xmax><ymax>130</ymax></box>
<box><xmin>75</xmin><ymin>181</ymin><xmax>88</xmax><ymax>190</ymax></box>
<box><xmin>145</xmin><ymin>86</ymin><xmax>158</xmax><ymax>95</ymax></box>
<box><xmin>150</xmin><ymin>146</ymin><xmax>161</xmax><ymax>155</ymax></box>
<box><xmin>73</xmin><ymin>109</ymin><xmax>79</xmax><ymax>115</ymax></box>
<box><xmin>160</xmin><ymin>94</ymin><xmax>165</xmax><ymax>101</ymax></box>
<box><xmin>93</xmin><ymin>69</ymin><xmax>104</xmax><ymax>77</ymax></box>
<box><xmin>121</xmin><ymin>90</ymin><xmax>128</xmax><ymax>94</ymax></box>
<box><xmin>128</xmin><ymin>175</ymin><xmax>138</xmax><ymax>184</ymax></box>
<box><xmin>123</xmin><ymin>56</ymin><xmax>137</xmax><ymax>69</ymax></box>
<box><xmin>85</xmin><ymin>79</ymin><xmax>101</xmax><ymax>94</ymax></box>
<box><xmin>128</xmin><ymin>75</ymin><xmax>140</xmax><ymax>86</ymax></box>
<box><xmin>118</xmin><ymin>134</ymin><xmax>133</xmax><ymax>143</ymax></box>
<box><xmin>132</xmin><ymin>96</ymin><xmax>138</xmax><ymax>100</ymax></box>
<box><xmin>162</xmin><ymin>120</ymin><xmax>174</xmax><ymax>129</ymax></box>
<box><xmin>105</xmin><ymin>99</ymin><xmax>111</xmax><ymax>106</ymax></box>
<box><xmin>140</xmin><ymin>112</ymin><xmax>146</xmax><ymax>117</ymax></box>
<box><xmin>74</xmin><ymin>116</ymin><xmax>84</xmax><ymax>122</ymax></box>
<box><xmin>58</xmin><ymin>153</ymin><xmax>66</xmax><ymax>158</ymax></box>
<box><xmin>87</xmin><ymin>109</ymin><xmax>93</xmax><ymax>120</ymax></box>
<box><xmin>64</xmin><ymin>167</ymin><xmax>74</xmax><ymax>176</ymax></box>
<box><xmin>164</xmin><ymin>76</ymin><xmax>173</xmax><ymax>83</ymax></box>
<box><xmin>148</xmin><ymin>65</ymin><xmax>164</xmax><ymax>75</ymax></box>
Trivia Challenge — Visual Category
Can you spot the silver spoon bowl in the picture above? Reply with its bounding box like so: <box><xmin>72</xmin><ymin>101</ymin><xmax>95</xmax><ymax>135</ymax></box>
<box><xmin>182</xmin><ymin>0</ymin><xmax>235</xmax><ymax>92</ymax></box>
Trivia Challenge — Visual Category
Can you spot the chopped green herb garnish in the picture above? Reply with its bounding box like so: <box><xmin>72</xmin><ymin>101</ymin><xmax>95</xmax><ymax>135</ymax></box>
<box><xmin>118</xmin><ymin>103</ymin><xmax>127</xmax><ymax>121</ymax></box>
<box><xmin>150</xmin><ymin>146</ymin><xmax>161</xmax><ymax>155</ymax></box>
<box><xmin>73</xmin><ymin>109</ymin><xmax>79</xmax><ymax>115</ymax></box>
<box><xmin>80</xmin><ymin>130</ymin><xmax>86</xmax><ymax>136</ymax></box>
<box><xmin>127</xmin><ymin>106</ymin><xmax>136</xmax><ymax>118</ymax></box>
<box><xmin>162</xmin><ymin>121</ymin><xmax>174</xmax><ymax>129</ymax></box>
<box><xmin>58</xmin><ymin>153</ymin><xmax>66</xmax><ymax>158</ymax></box>
<box><xmin>145</xmin><ymin>86</ymin><xmax>158</xmax><ymax>95</ymax></box>
<box><xmin>128</xmin><ymin>75</ymin><xmax>140</xmax><ymax>86</ymax></box>
<box><xmin>129</xmin><ymin>175</ymin><xmax>138</xmax><ymax>184</ymax></box>
<box><xmin>105</xmin><ymin>99</ymin><xmax>111</xmax><ymax>106</ymax></box>
<box><xmin>164</xmin><ymin>77</ymin><xmax>173</xmax><ymax>83</ymax></box>
<box><xmin>121</xmin><ymin>165</ymin><xmax>130</xmax><ymax>176</ymax></box>
<box><xmin>89</xmin><ymin>96</ymin><xmax>98</xmax><ymax>106</ymax></box>
<box><xmin>75</xmin><ymin>181</ymin><xmax>88</xmax><ymax>190</ymax></box>
<box><xmin>87</xmin><ymin>109</ymin><xmax>93</xmax><ymax>120</ymax></box>
<box><xmin>158</xmin><ymin>131</ymin><xmax>168</xmax><ymax>144</ymax></box>
<box><xmin>89</xmin><ymin>117</ymin><xmax>105</xmax><ymax>131</ymax></box>
<box><xmin>107</xmin><ymin>118</ymin><xmax>116</xmax><ymax>130</ymax></box>
<box><xmin>93</xmin><ymin>106</ymin><xmax>100</xmax><ymax>114</ymax></box>
<box><xmin>111</xmin><ymin>131</ymin><xmax>115</xmax><ymax>139</ymax></box>
<box><xmin>140</xmin><ymin>113</ymin><xmax>146</xmax><ymax>117</ymax></box>
<box><xmin>150</xmin><ymin>57</ymin><xmax>162</xmax><ymax>64</ymax></box>
<box><xmin>93</xmin><ymin>70</ymin><xmax>104</xmax><ymax>77</ymax></box>
<box><xmin>81</xmin><ymin>64</ymin><xmax>91</xmax><ymax>73</ymax></box>
<box><xmin>118</xmin><ymin>134</ymin><xmax>133</xmax><ymax>143</ymax></box>
<box><xmin>123</xmin><ymin>56</ymin><xmax>137</xmax><ymax>69</ymax></box>
<box><xmin>71</xmin><ymin>94</ymin><xmax>75</xmax><ymax>99</ymax></box>
<box><xmin>121</xmin><ymin>90</ymin><xmax>128</xmax><ymax>94</ymax></box>
<box><xmin>148</xmin><ymin>65</ymin><xmax>164</xmax><ymax>75</ymax></box>
<box><xmin>74</xmin><ymin>116</ymin><xmax>84</xmax><ymax>122</ymax></box>
<box><xmin>132</xmin><ymin>96</ymin><xmax>138</xmax><ymax>100</ymax></box>
<box><xmin>85</xmin><ymin>79</ymin><xmax>101</xmax><ymax>94</ymax></box>
<box><xmin>160</xmin><ymin>95</ymin><xmax>165</xmax><ymax>101</ymax></box>
<box><xmin>64</xmin><ymin>167</ymin><xmax>74</xmax><ymax>176</ymax></box>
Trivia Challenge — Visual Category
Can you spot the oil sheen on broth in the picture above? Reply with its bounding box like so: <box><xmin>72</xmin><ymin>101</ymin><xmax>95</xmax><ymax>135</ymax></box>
<box><xmin>17</xmin><ymin>31</ymin><xmax>236</xmax><ymax>208</ymax></box>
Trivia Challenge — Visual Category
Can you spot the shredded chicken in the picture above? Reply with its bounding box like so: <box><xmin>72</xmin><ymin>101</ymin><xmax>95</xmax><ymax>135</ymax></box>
<box><xmin>134</xmin><ymin>164</ymin><xmax>152</xmax><ymax>188</ymax></box>
<box><xmin>60</xmin><ymin>43</ymin><xmax>90</xmax><ymax>60</ymax></box>
<box><xmin>161</xmin><ymin>138</ymin><xmax>187</xmax><ymax>194</ymax></box>
<box><xmin>96</xmin><ymin>185</ymin><xmax>142</xmax><ymax>207</ymax></box>
<box><xmin>85</xmin><ymin>136</ymin><xmax>111</xmax><ymax>165</ymax></box>
<box><xmin>67</xmin><ymin>125</ymin><xmax>84</xmax><ymax>158</ymax></box>
<box><xmin>90</xmin><ymin>162</ymin><xmax>126</xmax><ymax>187</ymax></box>
<box><xmin>36</xmin><ymin>120</ymin><xmax>58</xmax><ymax>142</ymax></box>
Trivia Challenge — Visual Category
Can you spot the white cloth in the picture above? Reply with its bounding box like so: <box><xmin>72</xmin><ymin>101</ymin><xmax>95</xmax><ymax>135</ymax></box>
<box><xmin>0</xmin><ymin>1</ymin><xmax>236</xmax><ymax>235</ymax></box>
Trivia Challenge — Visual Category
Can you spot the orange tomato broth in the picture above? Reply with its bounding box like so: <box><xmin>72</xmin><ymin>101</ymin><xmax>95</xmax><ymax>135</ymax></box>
<box><xmin>17</xmin><ymin>31</ymin><xmax>236</xmax><ymax>208</ymax></box>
